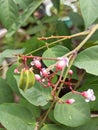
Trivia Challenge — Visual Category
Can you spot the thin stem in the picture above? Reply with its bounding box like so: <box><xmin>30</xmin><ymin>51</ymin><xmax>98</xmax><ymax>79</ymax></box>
<box><xmin>17</xmin><ymin>55</ymin><xmax>58</xmax><ymax>61</ymax></box>
<box><xmin>38</xmin><ymin>30</ymin><xmax>90</xmax><ymax>40</ymax></box>
<box><xmin>74</xmin><ymin>24</ymin><xmax>98</xmax><ymax>52</ymax></box>
<box><xmin>26</xmin><ymin>37</ymin><xmax>68</xmax><ymax>55</ymax></box>
<box><xmin>26</xmin><ymin>30</ymin><xmax>90</xmax><ymax>56</ymax></box>
<box><xmin>38</xmin><ymin>101</ymin><xmax>55</xmax><ymax>129</ymax></box>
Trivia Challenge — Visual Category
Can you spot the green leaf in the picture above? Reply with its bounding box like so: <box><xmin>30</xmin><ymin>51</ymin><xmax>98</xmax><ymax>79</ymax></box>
<box><xmin>69</xmin><ymin>12</ymin><xmax>84</xmax><ymax>28</ymax></box>
<box><xmin>83</xmin><ymin>73</ymin><xmax>98</xmax><ymax>85</ymax></box>
<box><xmin>54</xmin><ymin>93</ymin><xmax>90</xmax><ymax>127</ymax></box>
<box><xmin>19</xmin><ymin>98</ymin><xmax>41</xmax><ymax>119</ymax></box>
<box><xmin>0</xmin><ymin>78</ymin><xmax>14</xmax><ymax>104</ymax></box>
<box><xmin>27</xmin><ymin>24</ymin><xmax>46</xmax><ymax>35</ymax></box>
<box><xmin>14</xmin><ymin>0</ymin><xmax>33</xmax><ymax>9</ymax></box>
<box><xmin>66</xmin><ymin>118</ymin><xmax>98</xmax><ymax>130</ymax></box>
<box><xmin>0</xmin><ymin>0</ymin><xmax>19</xmax><ymax>29</ymax></box>
<box><xmin>79</xmin><ymin>0</ymin><xmax>98</xmax><ymax>28</ymax></box>
<box><xmin>56</xmin><ymin>21</ymin><xmax>71</xmax><ymax>49</ymax></box>
<box><xmin>6</xmin><ymin>64</ymin><xmax>20</xmax><ymax>95</ymax></box>
<box><xmin>0</xmin><ymin>103</ymin><xmax>35</xmax><ymax>130</ymax></box>
<box><xmin>19</xmin><ymin>82</ymin><xmax>52</xmax><ymax>106</ymax></box>
<box><xmin>41</xmin><ymin>124</ymin><xmax>65</xmax><ymax>130</ymax></box>
<box><xmin>7</xmin><ymin>0</ymin><xmax>44</xmax><ymax>37</ymax></box>
<box><xmin>23</xmin><ymin>37</ymin><xmax>45</xmax><ymax>55</ymax></box>
<box><xmin>74</xmin><ymin>45</ymin><xmax>98</xmax><ymax>76</ymax></box>
<box><xmin>0</xmin><ymin>49</ymin><xmax>25</xmax><ymax>65</ymax></box>
<box><xmin>42</xmin><ymin>45</ymin><xmax>69</xmax><ymax>66</ymax></box>
<box><xmin>15</xmin><ymin>74</ymin><xmax>52</xmax><ymax>106</ymax></box>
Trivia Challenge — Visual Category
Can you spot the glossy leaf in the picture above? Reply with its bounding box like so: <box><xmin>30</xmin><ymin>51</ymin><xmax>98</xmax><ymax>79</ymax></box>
<box><xmin>74</xmin><ymin>45</ymin><xmax>98</xmax><ymax>76</ymax></box>
<box><xmin>0</xmin><ymin>78</ymin><xmax>14</xmax><ymax>104</ymax></box>
<box><xmin>54</xmin><ymin>92</ymin><xmax>90</xmax><ymax>127</ymax></box>
<box><xmin>79</xmin><ymin>0</ymin><xmax>98</xmax><ymax>28</ymax></box>
<box><xmin>0</xmin><ymin>0</ymin><xmax>19</xmax><ymax>29</ymax></box>
<box><xmin>0</xmin><ymin>103</ymin><xmax>35</xmax><ymax>130</ymax></box>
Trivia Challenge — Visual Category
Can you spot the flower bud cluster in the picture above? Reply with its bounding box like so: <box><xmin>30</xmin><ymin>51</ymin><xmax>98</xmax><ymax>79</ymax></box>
<box><xmin>14</xmin><ymin>56</ymin><xmax>96</xmax><ymax>105</ymax></box>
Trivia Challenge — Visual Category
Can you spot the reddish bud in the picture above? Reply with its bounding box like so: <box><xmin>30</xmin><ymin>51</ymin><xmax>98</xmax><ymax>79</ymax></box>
<box><xmin>65</xmin><ymin>98</ymin><xmax>75</xmax><ymax>104</ymax></box>
<box><xmin>40</xmin><ymin>68</ymin><xmax>49</xmax><ymax>77</ymax></box>
<box><xmin>68</xmin><ymin>69</ymin><xmax>73</xmax><ymax>75</ymax></box>
<box><xmin>31</xmin><ymin>59</ymin><xmax>42</xmax><ymax>69</ymax></box>
<box><xmin>56</xmin><ymin>57</ymin><xmax>69</xmax><ymax>70</ymax></box>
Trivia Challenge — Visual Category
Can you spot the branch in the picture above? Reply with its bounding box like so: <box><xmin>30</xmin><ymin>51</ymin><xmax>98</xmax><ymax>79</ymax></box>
<box><xmin>38</xmin><ymin>30</ymin><xmax>90</xmax><ymax>40</ymax></box>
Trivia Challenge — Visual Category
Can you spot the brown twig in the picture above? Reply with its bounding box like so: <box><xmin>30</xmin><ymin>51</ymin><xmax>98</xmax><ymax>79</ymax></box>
<box><xmin>38</xmin><ymin>30</ymin><xmax>90</xmax><ymax>40</ymax></box>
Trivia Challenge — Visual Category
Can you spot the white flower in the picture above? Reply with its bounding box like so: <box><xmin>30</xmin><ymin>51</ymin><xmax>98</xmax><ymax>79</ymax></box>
<box><xmin>81</xmin><ymin>89</ymin><xmax>96</xmax><ymax>102</ymax></box>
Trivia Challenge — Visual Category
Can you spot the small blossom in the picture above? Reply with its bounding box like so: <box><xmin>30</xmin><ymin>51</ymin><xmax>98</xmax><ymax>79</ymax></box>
<box><xmin>14</xmin><ymin>68</ymin><xmax>19</xmax><ymax>74</ymax></box>
<box><xmin>56</xmin><ymin>57</ymin><xmax>69</xmax><ymax>70</ymax></box>
<box><xmin>40</xmin><ymin>68</ymin><xmax>49</xmax><ymax>77</ymax></box>
<box><xmin>68</xmin><ymin>69</ymin><xmax>73</xmax><ymax>75</ymax></box>
<box><xmin>81</xmin><ymin>89</ymin><xmax>96</xmax><ymax>102</ymax></box>
<box><xmin>35</xmin><ymin>74</ymin><xmax>41</xmax><ymax>81</ymax></box>
<box><xmin>65</xmin><ymin>98</ymin><xmax>75</xmax><ymax>104</ymax></box>
<box><xmin>31</xmin><ymin>59</ymin><xmax>42</xmax><ymax>69</ymax></box>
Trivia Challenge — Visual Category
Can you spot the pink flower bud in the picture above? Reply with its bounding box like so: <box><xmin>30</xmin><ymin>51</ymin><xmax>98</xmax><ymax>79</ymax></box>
<box><xmin>14</xmin><ymin>68</ymin><xmax>19</xmax><ymax>74</ymax></box>
<box><xmin>56</xmin><ymin>57</ymin><xmax>69</xmax><ymax>70</ymax></box>
<box><xmin>68</xmin><ymin>69</ymin><xmax>73</xmax><ymax>75</ymax></box>
<box><xmin>31</xmin><ymin>59</ymin><xmax>42</xmax><ymax>69</ymax></box>
<box><xmin>40</xmin><ymin>68</ymin><xmax>49</xmax><ymax>77</ymax></box>
<box><xmin>81</xmin><ymin>89</ymin><xmax>96</xmax><ymax>102</ymax></box>
<box><xmin>65</xmin><ymin>98</ymin><xmax>75</xmax><ymax>104</ymax></box>
<box><xmin>35</xmin><ymin>74</ymin><xmax>41</xmax><ymax>81</ymax></box>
